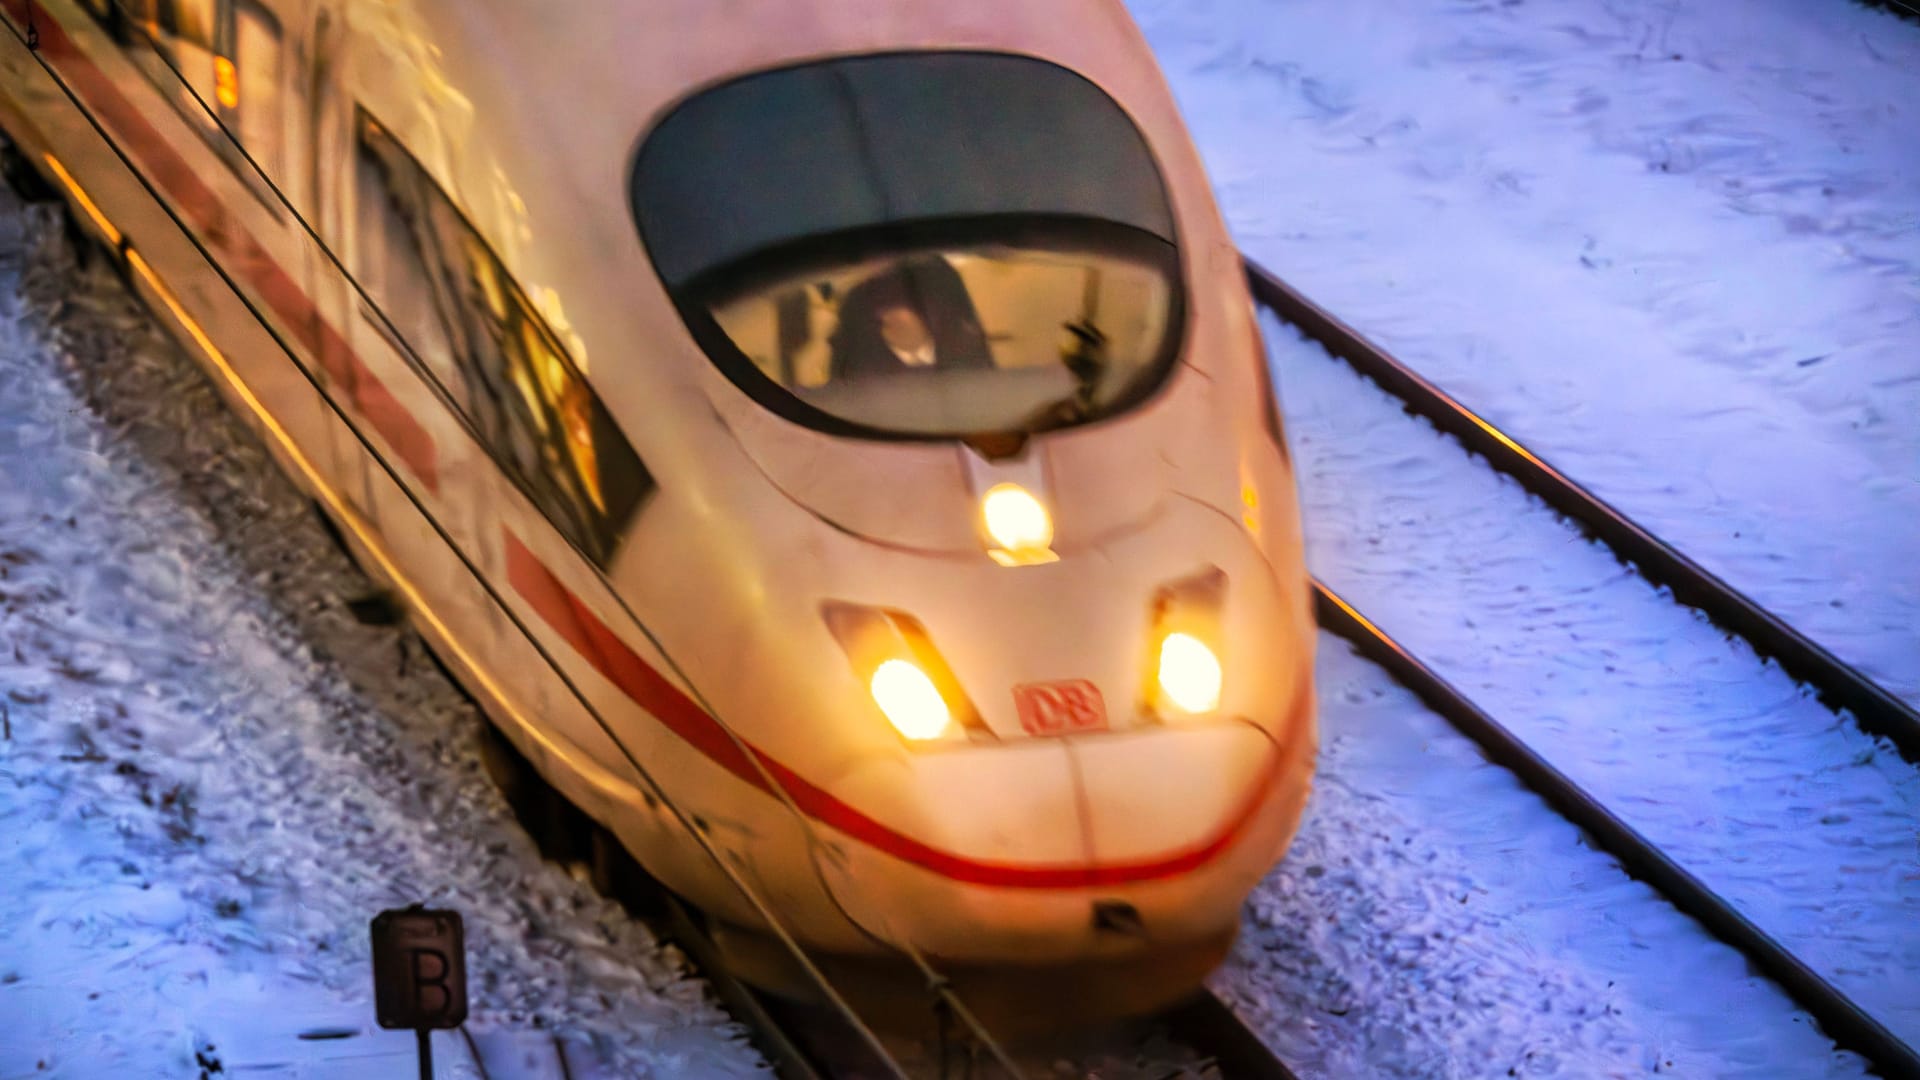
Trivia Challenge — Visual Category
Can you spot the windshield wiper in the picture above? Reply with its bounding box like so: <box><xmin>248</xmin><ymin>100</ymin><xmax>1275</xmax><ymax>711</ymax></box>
<box><xmin>1015</xmin><ymin>319</ymin><xmax>1108</xmax><ymax>433</ymax></box>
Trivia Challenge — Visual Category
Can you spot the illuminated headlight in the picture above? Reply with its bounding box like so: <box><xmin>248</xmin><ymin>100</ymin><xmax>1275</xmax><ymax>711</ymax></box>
<box><xmin>981</xmin><ymin>483</ymin><xmax>1057</xmax><ymax>566</ymax></box>
<box><xmin>823</xmin><ymin>603</ymin><xmax>986</xmax><ymax>745</ymax></box>
<box><xmin>1144</xmin><ymin>568</ymin><xmax>1229</xmax><ymax>720</ymax></box>
<box><xmin>870</xmin><ymin>659</ymin><xmax>954</xmax><ymax>741</ymax></box>
<box><xmin>1157</xmin><ymin>632</ymin><xmax>1223</xmax><ymax>715</ymax></box>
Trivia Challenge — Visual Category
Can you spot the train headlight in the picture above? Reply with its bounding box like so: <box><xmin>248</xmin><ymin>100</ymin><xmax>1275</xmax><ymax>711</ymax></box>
<box><xmin>823</xmin><ymin>603</ymin><xmax>987</xmax><ymax>745</ymax></box>
<box><xmin>981</xmin><ymin>483</ymin><xmax>1057</xmax><ymax>566</ymax></box>
<box><xmin>1145</xmin><ymin>568</ymin><xmax>1228</xmax><ymax>720</ymax></box>
<box><xmin>1157</xmin><ymin>632</ymin><xmax>1223</xmax><ymax>715</ymax></box>
<box><xmin>870</xmin><ymin>659</ymin><xmax>954</xmax><ymax>741</ymax></box>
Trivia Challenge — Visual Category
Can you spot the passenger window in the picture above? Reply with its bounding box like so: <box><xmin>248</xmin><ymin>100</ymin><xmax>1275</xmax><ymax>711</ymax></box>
<box><xmin>116</xmin><ymin>0</ymin><xmax>160</xmax><ymax>31</ymax></box>
<box><xmin>164</xmin><ymin>0</ymin><xmax>217</xmax><ymax>47</ymax></box>
<box><xmin>227</xmin><ymin>0</ymin><xmax>283</xmax><ymax>179</ymax></box>
<box><xmin>353</xmin><ymin>151</ymin><xmax>463</xmax><ymax>396</ymax></box>
<box><xmin>83</xmin><ymin>0</ymin><xmax>284</xmax><ymax>196</ymax></box>
<box><xmin>117</xmin><ymin>0</ymin><xmax>219</xmax><ymax>137</ymax></box>
<box><xmin>353</xmin><ymin>112</ymin><xmax>652</xmax><ymax>569</ymax></box>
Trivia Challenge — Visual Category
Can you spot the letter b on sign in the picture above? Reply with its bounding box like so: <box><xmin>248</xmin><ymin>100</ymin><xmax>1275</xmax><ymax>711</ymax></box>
<box><xmin>371</xmin><ymin>908</ymin><xmax>467</xmax><ymax>1030</ymax></box>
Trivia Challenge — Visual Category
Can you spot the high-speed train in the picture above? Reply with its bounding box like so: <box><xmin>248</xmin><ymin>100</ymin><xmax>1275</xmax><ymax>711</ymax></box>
<box><xmin>0</xmin><ymin>0</ymin><xmax>1316</xmax><ymax>1029</ymax></box>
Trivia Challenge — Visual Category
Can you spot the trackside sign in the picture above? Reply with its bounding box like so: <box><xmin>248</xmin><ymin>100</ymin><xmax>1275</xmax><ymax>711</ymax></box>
<box><xmin>371</xmin><ymin>907</ymin><xmax>468</xmax><ymax>1030</ymax></box>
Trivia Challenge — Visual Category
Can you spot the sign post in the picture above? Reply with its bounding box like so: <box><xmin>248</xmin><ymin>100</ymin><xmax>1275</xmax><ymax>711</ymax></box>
<box><xmin>371</xmin><ymin>906</ymin><xmax>468</xmax><ymax>1080</ymax></box>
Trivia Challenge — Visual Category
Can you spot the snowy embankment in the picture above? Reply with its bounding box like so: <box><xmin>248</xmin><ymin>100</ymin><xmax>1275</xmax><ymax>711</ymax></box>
<box><xmin>1270</xmin><ymin>312</ymin><xmax>1920</xmax><ymax>1047</ymax></box>
<box><xmin>1134</xmin><ymin>0</ymin><xmax>1920</xmax><ymax>705</ymax></box>
<box><xmin>1218</xmin><ymin>640</ymin><xmax>1871</xmax><ymax>1080</ymax></box>
<box><xmin>1126</xmin><ymin>0</ymin><xmax>1918</xmax><ymax>1073</ymax></box>
<box><xmin>1215</xmin><ymin>317</ymin><xmax>1888</xmax><ymax>1078</ymax></box>
<box><xmin>0</xmin><ymin>201</ymin><xmax>764</xmax><ymax>1077</ymax></box>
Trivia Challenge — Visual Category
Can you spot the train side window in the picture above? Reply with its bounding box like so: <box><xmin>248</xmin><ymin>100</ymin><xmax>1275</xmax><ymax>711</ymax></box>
<box><xmin>116</xmin><ymin>0</ymin><xmax>220</xmax><ymax>134</ymax></box>
<box><xmin>227</xmin><ymin>0</ymin><xmax>284</xmax><ymax>180</ymax></box>
<box><xmin>163</xmin><ymin>0</ymin><xmax>217</xmax><ymax>46</ymax></box>
<box><xmin>85</xmin><ymin>0</ymin><xmax>285</xmax><ymax>200</ymax></box>
<box><xmin>353</xmin><ymin>150</ymin><xmax>464</xmax><ymax>398</ymax></box>
<box><xmin>353</xmin><ymin>112</ymin><xmax>652</xmax><ymax>569</ymax></box>
<box><xmin>119</xmin><ymin>0</ymin><xmax>162</xmax><ymax>32</ymax></box>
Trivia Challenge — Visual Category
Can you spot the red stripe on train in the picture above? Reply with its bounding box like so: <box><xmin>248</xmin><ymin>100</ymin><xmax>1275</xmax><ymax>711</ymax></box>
<box><xmin>504</xmin><ymin>529</ymin><xmax>1280</xmax><ymax>889</ymax></box>
<box><xmin>8</xmin><ymin>0</ymin><xmax>439</xmax><ymax>491</ymax></box>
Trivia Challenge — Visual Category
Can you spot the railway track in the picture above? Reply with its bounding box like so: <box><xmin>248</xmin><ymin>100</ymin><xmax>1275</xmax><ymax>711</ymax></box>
<box><xmin>1244</xmin><ymin>259</ymin><xmax>1920</xmax><ymax>765</ymax></box>
<box><xmin>1246</xmin><ymin>260</ymin><xmax>1920</xmax><ymax>1079</ymax></box>
<box><xmin>480</xmin><ymin>718</ymin><xmax>1303</xmax><ymax>1080</ymax></box>
<box><xmin>1311</xmin><ymin>580</ymin><xmax>1919</xmax><ymax>1079</ymax></box>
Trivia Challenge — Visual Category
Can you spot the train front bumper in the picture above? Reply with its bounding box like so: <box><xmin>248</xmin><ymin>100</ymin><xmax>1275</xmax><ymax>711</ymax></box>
<box><xmin>710</xmin><ymin>682</ymin><xmax>1314</xmax><ymax>1027</ymax></box>
<box><xmin>814</xmin><ymin>681</ymin><xmax>1316</xmax><ymax>968</ymax></box>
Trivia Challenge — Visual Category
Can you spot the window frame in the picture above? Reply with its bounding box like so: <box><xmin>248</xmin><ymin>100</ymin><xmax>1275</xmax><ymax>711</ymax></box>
<box><xmin>629</xmin><ymin>49</ymin><xmax>1192</xmax><ymax>444</ymax></box>
<box><xmin>673</xmin><ymin>215</ymin><xmax>1188</xmax><ymax>442</ymax></box>
<box><xmin>81</xmin><ymin>0</ymin><xmax>287</xmax><ymax>215</ymax></box>
<box><xmin>352</xmin><ymin>108</ymin><xmax>655</xmax><ymax>570</ymax></box>
<box><xmin>222</xmin><ymin>0</ymin><xmax>285</xmax><ymax>184</ymax></box>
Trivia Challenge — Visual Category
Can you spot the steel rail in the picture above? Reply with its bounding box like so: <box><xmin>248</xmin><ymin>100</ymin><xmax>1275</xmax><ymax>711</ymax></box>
<box><xmin>1312</xmin><ymin>579</ymin><xmax>1920</xmax><ymax>1079</ymax></box>
<box><xmin>508</xmin><ymin>722</ymin><xmax>1306</xmax><ymax>1080</ymax></box>
<box><xmin>1162</xmin><ymin>992</ymin><xmax>1303</xmax><ymax>1080</ymax></box>
<box><xmin>657</xmin><ymin>893</ymin><xmax>833</xmax><ymax>1080</ymax></box>
<box><xmin>1246</xmin><ymin>258</ymin><xmax>1920</xmax><ymax>764</ymax></box>
<box><xmin>740</xmin><ymin>986</ymin><xmax>1306</xmax><ymax>1078</ymax></box>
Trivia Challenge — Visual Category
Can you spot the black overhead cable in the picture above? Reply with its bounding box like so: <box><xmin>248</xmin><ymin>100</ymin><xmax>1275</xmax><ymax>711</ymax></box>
<box><xmin>0</xmin><ymin>6</ymin><xmax>1004</xmax><ymax>1074</ymax></box>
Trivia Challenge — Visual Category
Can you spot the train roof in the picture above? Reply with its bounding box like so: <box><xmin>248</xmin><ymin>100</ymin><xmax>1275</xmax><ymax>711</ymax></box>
<box><xmin>425</xmin><ymin>0</ymin><xmax>1186</xmax><ymax>133</ymax></box>
<box><xmin>338</xmin><ymin>0</ymin><xmax>1224</xmax><ymax>426</ymax></box>
<box><xmin>350</xmin><ymin>2</ymin><xmax>1208</xmax><ymax>268</ymax></box>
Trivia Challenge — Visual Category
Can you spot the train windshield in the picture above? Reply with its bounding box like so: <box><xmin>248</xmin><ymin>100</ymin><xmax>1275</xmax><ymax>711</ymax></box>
<box><xmin>633</xmin><ymin>52</ymin><xmax>1184</xmax><ymax>439</ymax></box>
<box><xmin>705</xmin><ymin>238</ymin><xmax>1175</xmax><ymax>435</ymax></box>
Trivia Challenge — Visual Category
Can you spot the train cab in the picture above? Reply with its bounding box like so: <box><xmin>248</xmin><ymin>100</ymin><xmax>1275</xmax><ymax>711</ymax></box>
<box><xmin>620</xmin><ymin>48</ymin><xmax>1319</xmax><ymax>1019</ymax></box>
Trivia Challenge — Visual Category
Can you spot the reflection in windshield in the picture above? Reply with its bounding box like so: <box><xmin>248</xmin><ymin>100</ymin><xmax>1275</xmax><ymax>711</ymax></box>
<box><xmin>827</xmin><ymin>257</ymin><xmax>993</xmax><ymax>378</ymax></box>
<box><xmin>708</xmin><ymin>244</ymin><xmax>1173</xmax><ymax>437</ymax></box>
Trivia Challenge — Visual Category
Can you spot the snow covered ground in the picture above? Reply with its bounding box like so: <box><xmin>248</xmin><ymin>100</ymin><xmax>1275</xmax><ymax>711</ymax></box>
<box><xmin>1216</xmin><ymin>636</ymin><xmax>1870</xmax><ymax>1079</ymax></box>
<box><xmin>1127</xmin><ymin>0</ymin><xmax>1919</xmax><ymax>1074</ymax></box>
<box><xmin>1217</xmin><ymin>315</ymin><xmax>1904</xmax><ymax>1077</ymax></box>
<box><xmin>1274</xmin><ymin>310</ymin><xmax>1920</xmax><ymax>1046</ymax></box>
<box><xmin>1133</xmin><ymin>0</ymin><xmax>1920</xmax><ymax>706</ymax></box>
<box><xmin>0</xmin><ymin>202</ymin><xmax>764</xmax><ymax>1078</ymax></box>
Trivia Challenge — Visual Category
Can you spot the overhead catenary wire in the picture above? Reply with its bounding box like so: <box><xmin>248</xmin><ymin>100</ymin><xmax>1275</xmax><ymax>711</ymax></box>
<box><xmin>0</xmin><ymin>8</ymin><xmax>943</xmax><ymax>1074</ymax></box>
<box><xmin>82</xmin><ymin>18</ymin><xmax>1013</xmax><ymax>1068</ymax></box>
<box><xmin>72</xmin><ymin>12</ymin><xmax>1019</xmax><ymax>1070</ymax></box>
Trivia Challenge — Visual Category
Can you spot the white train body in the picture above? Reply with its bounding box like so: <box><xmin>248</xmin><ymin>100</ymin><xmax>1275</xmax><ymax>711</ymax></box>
<box><xmin>0</xmin><ymin>0</ymin><xmax>1316</xmax><ymax>1022</ymax></box>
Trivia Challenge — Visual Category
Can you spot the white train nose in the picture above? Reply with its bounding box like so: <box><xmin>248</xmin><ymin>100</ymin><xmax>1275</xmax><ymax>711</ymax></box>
<box><xmin>814</xmin><ymin>697</ymin><xmax>1313</xmax><ymax>967</ymax></box>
